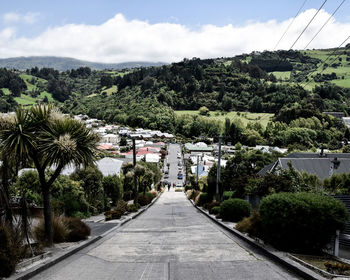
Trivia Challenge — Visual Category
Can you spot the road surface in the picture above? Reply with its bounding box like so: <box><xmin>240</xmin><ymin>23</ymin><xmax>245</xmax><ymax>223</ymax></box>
<box><xmin>31</xmin><ymin>144</ymin><xmax>301</xmax><ymax>279</ymax></box>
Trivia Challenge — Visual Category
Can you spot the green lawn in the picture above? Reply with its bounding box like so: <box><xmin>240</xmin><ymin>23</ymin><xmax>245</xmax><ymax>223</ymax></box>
<box><xmin>175</xmin><ymin>110</ymin><xmax>274</xmax><ymax>127</ymax></box>
<box><xmin>272</xmin><ymin>71</ymin><xmax>291</xmax><ymax>80</ymax></box>
<box><xmin>1</xmin><ymin>88</ymin><xmax>11</xmax><ymax>95</ymax></box>
<box><xmin>101</xmin><ymin>85</ymin><xmax>118</xmax><ymax>96</ymax></box>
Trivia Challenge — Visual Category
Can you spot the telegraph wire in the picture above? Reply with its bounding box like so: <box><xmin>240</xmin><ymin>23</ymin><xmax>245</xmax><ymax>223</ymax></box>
<box><xmin>304</xmin><ymin>0</ymin><xmax>346</xmax><ymax>49</ymax></box>
<box><xmin>290</xmin><ymin>0</ymin><xmax>328</xmax><ymax>50</ymax></box>
<box><xmin>302</xmin><ymin>35</ymin><xmax>350</xmax><ymax>89</ymax></box>
<box><xmin>273</xmin><ymin>0</ymin><xmax>308</xmax><ymax>50</ymax></box>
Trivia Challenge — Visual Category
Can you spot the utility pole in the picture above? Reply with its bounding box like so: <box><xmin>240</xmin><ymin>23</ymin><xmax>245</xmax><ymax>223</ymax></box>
<box><xmin>196</xmin><ymin>155</ymin><xmax>199</xmax><ymax>188</ymax></box>
<box><xmin>132</xmin><ymin>138</ymin><xmax>138</xmax><ymax>204</ymax></box>
<box><xmin>216</xmin><ymin>135</ymin><xmax>222</xmax><ymax>202</ymax></box>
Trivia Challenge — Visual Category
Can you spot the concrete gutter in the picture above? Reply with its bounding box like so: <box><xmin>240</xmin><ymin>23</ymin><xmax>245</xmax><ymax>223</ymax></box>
<box><xmin>188</xmin><ymin>197</ymin><xmax>326</xmax><ymax>280</ymax></box>
<box><xmin>10</xmin><ymin>192</ymin><xmax>163</xmax><ymax>280</ymax></box>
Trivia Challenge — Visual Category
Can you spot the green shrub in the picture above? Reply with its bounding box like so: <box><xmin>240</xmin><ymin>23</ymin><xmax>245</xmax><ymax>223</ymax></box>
<box><xmin>0</xmin><ymin>223</ymin><xmax>26</xmax><ymax>277</ymax></box>
<box><xmin>222</xmin><ymin>191</ymin><xmax>234</xmax><ymax>201</ymax></box>
<box><xmin>208</xmin><ymin>201</ymin><xmax>220</xmax><ymax>213</ymax></box>
<box><xmin>34</xmin><ymin>216</ymin><xmax>68</xmax><ymax>244</ymax></box>
<box><xmin>184</xmin><ymin>185</ymin><xmax>192</xmax><ymax>192</ymax></box>
<box><xmin>138</xmin><ymin>194</ymin><xmax>151</xmax><ymax>206</ymax></box>
<box><xmin>196</xmin><ymin>192</ymin><xmax>209</xmax><ymax>206</ymax></box>
<box><xmin>236</xmin><ymin>211</ymin><xmax>263</xmax><ymax>238</ymax></box>
<box><xmin>219</xmin><ymin>198</ymin><xmax>251</xmax><ymax>222</ymax></box>
<box><xmin>127</xmin><ymin>203</ymin><xmax>140</xmax><ymax>212</ymax></box>
<box><xmin>145</xmin><ymin>192</ymin><xmax>154</xmax><ymax>203</ymax></box>
<box><xmin>211</xmin><ymin>206</ymin><xmax>221</xmax><ymax>215</ymax></box>
<box><xmin>259</xmin><ymin>192</ymin><xmax>349</xmax><ymax>252</ymax></box>
<box><xmin>64</xmin><ymin>217</ymin><xmax>91</xmax><ymax>242</ymax></box>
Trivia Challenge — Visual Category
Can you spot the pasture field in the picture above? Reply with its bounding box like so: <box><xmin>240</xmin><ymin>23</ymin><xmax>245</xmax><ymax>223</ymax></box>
<box><xmin>175</xmin><ymin>110</ymin><xmax>274</xmax><ymax>128</ymax></box>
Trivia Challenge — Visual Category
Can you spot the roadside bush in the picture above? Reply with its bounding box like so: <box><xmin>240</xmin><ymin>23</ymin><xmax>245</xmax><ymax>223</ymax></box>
<box><xmin>34</xmin><ymin>216</ymin><xmax>68</xmax><ymax>244</ymax></box>
<box><xmin>222</xmin><ymin>191</ymin><xmax>234</xmax><ymax>201</ymax></box>
<box><xmin>184</xmin><ymin>185</ymin><xmax>192</xmax><ymax>192</ymax></box>
<box><xmin>0</xmin><ymin>223</ymin><xmax>26</xmax><ymax>277</ymax></box>
<box><xmin>236</xmin><ymin>211</ymin><xmax>263</xmax><ymax>238</ymax></box>
<box><xmin>127</xmin><ymin>203</ymin><xmax>140</xmax><ymax>213</ymax></box>
<box><xmin>208</xmin><ymin>201</ymin><xmax>220</xmax><ymax>213</ymax></box>
<box><xmin>211</xmin><ymin>206</ymin><xmax>221</xmax><ymax>215</ymax></box>
<box><xmin>145</xmin><ymin>192</ymin><xmax>154</xmax><ymax>203</ymax></box>
<box><xmin>138</xmin><ymin>194</ymin><xmax>151</xmax><ymax>206</ymax></box>
<box><xmin>196</xmin><ymin>193</ymin><xmax>209</xmax><ymax>207</ymax></box>
<box><xmin>148</xmin><ymin>189</ymin><xmax>158</xmax><ymax>198</ymax></box>
<box><xmin>64</xmin><ymin>217</ymin><xmax>91</xmax><ymax>242</ymax></box>
<box><xmin>259</xmin><ymin>192</ymin><xmax>349</xmax><ymax>252</ymax></box>
<box><xmin>219</xmin><ymin>198</ymin><xmax>251</xmax><ymax>222</ymax></box>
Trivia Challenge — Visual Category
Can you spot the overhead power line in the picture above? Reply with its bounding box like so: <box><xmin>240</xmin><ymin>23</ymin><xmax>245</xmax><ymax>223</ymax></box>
<box><xmin>273</xmin><ymin>0</ymin><xmax>308</xmax><ymax>50</ymax></box>
<box><xmin>302</xmin><ymin>35</ymin><xmax>350</xmax><ymax>88</ymax></box>
<box><xmin>304</xmin><ymin>0</ymin><xmax>346</xmax><ymax>49</ymax></box>
<box><xmin>290</xmin><ymin>0</ymin><xmax>328</xmax><ymax>50</ymax></box>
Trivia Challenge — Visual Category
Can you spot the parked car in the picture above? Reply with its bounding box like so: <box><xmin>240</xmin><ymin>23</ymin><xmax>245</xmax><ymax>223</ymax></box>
<box><xmin>165</xmin><ymin>170</ymin><xmax>169</xmax><ymax>175</ymax></box>
<box><xmin>164</xmin><ymin>174</ymin><xmax>169</xmax><ymax>179</ymax></box>
<box><xmin>177</xmin><ymin>173</ymin><xmax>183</xmax><ymax>179</ymax></box>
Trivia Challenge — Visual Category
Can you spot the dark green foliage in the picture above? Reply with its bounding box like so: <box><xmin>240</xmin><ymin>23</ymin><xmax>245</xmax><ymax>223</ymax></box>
<box><xmin>259</xmin><ymin>192</ymin><xmax>349</xmax><ymax>252</ymax></box>
<box><xmin>207</xmin><ymin>201</ymin><xmax>221</xmax><ymax>214</ymax></box>
<box><xmin>102</xmin><ymin>175</ymin><xmax>123</xmax><ymax>205</ymax></box>
<box><xmin>127</xmin><ymin>203</ymin><xmax>140</xmax><ymax>212</ymax></box>
<box><xmin>219</xmin><ymin>198</ymin><xmax>251</xmax><ymax>222</ymax></box>
<box><xmin>197</xmin><ymin>193</ymin><xmax>209</xmax><ymax>206</ymax></box>
<box><xmin>0</xmin><ymin>68</ymin><xmax>27</xmax><ymax>97</ymax></box>
<box><xmin>0</xmin><ymin>223</ymin><xmax>26</xmax><ymax>277</ymax></box>
<box><xmin>222</xmin><ymin>191</ymin><xmax>233</xmax><ymax>201</ymax></box>
<box><xmin>145</xmin><ymin>192</ymin><xmax>154</xmax><ymax>203</ymax></box>
<box><xmin>137</xmin><ymin>194</ymin><xmax>151</xmax><ymax>206</ymax></box>
<box><xmin>211</xmin><ymin>206</ymin><xmax>221</xmax><ymax>215</ymax></box>
<box><xmin>51</xmin><ymin>175</ymin><xmax>90</xmax><ymax>217</ymax></box>
<box><xmin>71</xmin><ymin>167</ymin><xmax>104</xmax><ymax>214</ymax></box>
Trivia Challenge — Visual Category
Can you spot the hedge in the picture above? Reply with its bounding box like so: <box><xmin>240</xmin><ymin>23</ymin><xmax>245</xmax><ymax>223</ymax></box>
<box><xmin>259</xmin><ymin>192</ymin><xmax>349</xmax><ymax>252</ymax></box>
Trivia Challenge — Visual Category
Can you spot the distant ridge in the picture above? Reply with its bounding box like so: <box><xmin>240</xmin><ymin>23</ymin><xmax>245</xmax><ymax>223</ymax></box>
<box><xmin>0</xmin><ymin>56</ymin><xmax>166</xmax><ymax>71</ymax></box>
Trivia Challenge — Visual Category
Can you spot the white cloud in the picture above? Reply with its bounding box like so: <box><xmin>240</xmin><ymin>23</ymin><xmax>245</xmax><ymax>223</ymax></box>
<box><xmin>23</xmin><ymin>12</ymin><xmax>40</xmax><ymax>24</ymax></box>
<box><xmin>2</xmin><ymin>12</ymin><xmax>40</xmax><ymax>24</ymax></box>
<box><xmin>3</xmin><ymin>12</ymin><xmax>20</xmax><ymax>23</ymax></box>
<box><xmin>0</xmin><ymin>9</ymin><xmax>349</xmax><ymax>63</ymax></box>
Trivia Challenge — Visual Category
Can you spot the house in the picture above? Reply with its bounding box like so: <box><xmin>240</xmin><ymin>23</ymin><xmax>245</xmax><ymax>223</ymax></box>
<box><xmin>59</xmin><ymin>157</ymin><xmax>124</xmax><ymax>177</ymax></box>
<box><xmin>185</xmin><ymin>143</ymin><xmax>213</xmax><ymax>153</ymax></box>
<box><xmin>342</xmin><ymin>117</ymin><xmax>350</xmax><ymax>128</ymax></box>
<box><xmin>258</xmin><ymin>152</ymin><xmax>350</xmax><ymax>180</ymax></box>
<box><xmin>101</xmin><ymin>133</ymin><xmax>119</xmax><ymax>144</ymax></box>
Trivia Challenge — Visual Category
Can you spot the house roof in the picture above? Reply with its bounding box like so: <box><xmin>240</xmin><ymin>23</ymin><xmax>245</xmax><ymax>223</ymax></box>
<box><xmin>278</xmin><ymin>158</ymin><xmax>350</xmax><ymax>180</ymax></box>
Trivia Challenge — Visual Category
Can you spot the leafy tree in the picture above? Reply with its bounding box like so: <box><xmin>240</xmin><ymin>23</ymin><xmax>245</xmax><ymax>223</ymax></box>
<box><xmin>0</xmin><ymin>105</ymin><xmax>99</xmax><ymax>245</ymax></box>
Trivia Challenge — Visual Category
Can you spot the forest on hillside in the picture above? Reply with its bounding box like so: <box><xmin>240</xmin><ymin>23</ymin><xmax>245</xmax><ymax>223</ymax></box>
<box><xmin>1</xmin><ymin>48</ymin><xmax>350</xmax><ymax>150</ymax></box>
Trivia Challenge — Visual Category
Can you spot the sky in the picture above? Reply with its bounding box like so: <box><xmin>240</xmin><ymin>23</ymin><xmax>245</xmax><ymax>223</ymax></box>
<box><xmin>0</xmin><ymin>0</ymin><xmax>350</xmax><ymax>63</ymax></box>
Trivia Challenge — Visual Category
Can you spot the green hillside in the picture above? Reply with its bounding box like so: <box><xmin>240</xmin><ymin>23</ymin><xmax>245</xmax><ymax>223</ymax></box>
<box><xmin>175</xmin><ymin>110</ymin><xmax>273</xmax><ymax>128</ymax></box>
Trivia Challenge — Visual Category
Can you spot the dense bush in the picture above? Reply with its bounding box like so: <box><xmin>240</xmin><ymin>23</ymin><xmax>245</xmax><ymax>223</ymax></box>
<box><xmin>196</xmin><ymin>193</ymin><xmax>209</xmax><ymax>206</ymax></box>
<box><xmin>145</xmin><ymin>192</ymin><xmax>154</xmax><ymax>202</ymax></box>
<box><xmin>236</xmin><ymin>211</ymin><xmax>263</xmax><ymax>238</ymax></box>
<box><xmin>137</xmin><ymin>194</ymin><xmax>151</xmax><ymax>206</ymax></box>
<box><xmin>127</xmin><ymin>203</ymin><xmax>140</xmax><ymax>213</ymax></box>
<box><xmin>259</xmin><ymin>192</ymin><xmax>349</xmax><ymax>252</ymax></box>
<box><xmin>207</xmin><ymin>201</ymin><xmax>220</xmax><ymax>214</ymax></box>
<box><xmin>210</xmin><ymin>206</ymin><xmax>221</xmax><ymax>215</ymax></box>
<box><xmin>0</xmin><ymin>223</ymin><xmax>26</xmax><ymax>277</ymax></box>
<box><xmin>64</xmin><ymin>217</ymin><xmax>91</xmax><ymax>242</ymax></box>
<box><xmin>34</xmin><ymin>216</ymin><xmax>68</xmax><ymax>243</ymax></box>
<box><xmin>222</xmin><ymin>191</ymin><xmax>234</xmax><ymax>201</ymax></box>
<box><xmin>219</xmin><ymin>198</ymin><xmax>251</xmax><ymax>222</ymax></box>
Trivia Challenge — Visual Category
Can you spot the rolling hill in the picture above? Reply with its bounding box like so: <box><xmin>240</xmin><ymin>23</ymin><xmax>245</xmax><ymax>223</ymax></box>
<box><xmin>0</xmin><ymin>56</ymin><xmax>166</xmax><ymax>71</ymax></box>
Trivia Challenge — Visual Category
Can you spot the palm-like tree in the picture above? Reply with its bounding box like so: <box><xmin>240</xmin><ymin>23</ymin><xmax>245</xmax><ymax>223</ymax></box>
<box><xmin>0</xmin><ymin>105</ymin><xmax>99</xmax><ymax>245</ymax></box>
